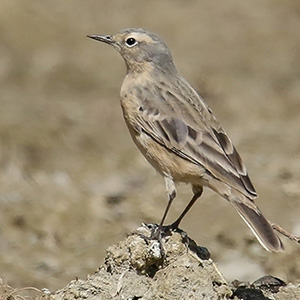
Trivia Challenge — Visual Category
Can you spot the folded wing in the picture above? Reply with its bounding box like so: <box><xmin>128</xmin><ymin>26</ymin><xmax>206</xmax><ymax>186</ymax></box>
<box><xmin>134</xmin><ymin>83</ymin><xmax>257</xmax><ymax>200</ymax></box>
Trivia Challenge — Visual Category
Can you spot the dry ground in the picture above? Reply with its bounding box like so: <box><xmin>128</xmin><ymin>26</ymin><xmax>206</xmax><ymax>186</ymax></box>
<box><xmin>0</xmin><ymin>0</ymin><xmax>300</xmax><ymax>294</ymax></box>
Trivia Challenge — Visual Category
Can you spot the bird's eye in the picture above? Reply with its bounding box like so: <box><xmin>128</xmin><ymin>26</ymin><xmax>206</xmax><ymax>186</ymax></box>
<box><xmin>125</xmin><ymin>37</ymin><xmax>138</xmax><ymax>47</ymax></box>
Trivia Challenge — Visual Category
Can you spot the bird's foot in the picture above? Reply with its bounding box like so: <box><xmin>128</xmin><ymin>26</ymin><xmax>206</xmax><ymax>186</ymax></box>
<box><xmin>137</xmin><ymin>223</ymin><xmax>173</xmax><ymax>241</ymax></box>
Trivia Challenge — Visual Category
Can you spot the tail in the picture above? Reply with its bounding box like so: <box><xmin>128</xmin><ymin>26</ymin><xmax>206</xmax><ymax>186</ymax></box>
<box><xmin>230</xmin><ymin>201</ymin><xmax>284</xmax><ymax>252</ymax></box>
<box><xmin>204</xmin><ymin>175</ymin><xmax>284</xmax><ymax>252</ymax></box>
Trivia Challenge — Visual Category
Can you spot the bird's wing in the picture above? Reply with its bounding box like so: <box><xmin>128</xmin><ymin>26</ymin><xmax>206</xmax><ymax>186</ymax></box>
<box><xmin>134</xmin><ymin>81</ymin><xmax>257</xmax><ymax>200</ymax></box>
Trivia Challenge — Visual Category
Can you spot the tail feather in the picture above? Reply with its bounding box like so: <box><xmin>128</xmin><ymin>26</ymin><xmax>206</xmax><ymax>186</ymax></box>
<box><xmin>231</xmin><ymin>201</ymin><xmax>284</xmax><ymax>252</ymax></box>
<box><xmin>204</xmin><ymin>175</ymin><xmax>284</xmax><ymax>251</ymax></box>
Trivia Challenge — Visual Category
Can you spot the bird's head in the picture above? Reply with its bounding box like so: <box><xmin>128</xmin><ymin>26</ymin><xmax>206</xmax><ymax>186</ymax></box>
<box><xmin>87</xmin><ymin>28</ymin><xmax>176</xmax><ymax>74</ymax></box>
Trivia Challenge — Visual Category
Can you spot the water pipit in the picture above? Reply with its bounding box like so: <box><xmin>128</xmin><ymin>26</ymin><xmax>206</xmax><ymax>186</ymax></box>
<box><xmin>88</xmin><ymin>28</ymin><xmax>284</xmax><ymax>252</ymax></box>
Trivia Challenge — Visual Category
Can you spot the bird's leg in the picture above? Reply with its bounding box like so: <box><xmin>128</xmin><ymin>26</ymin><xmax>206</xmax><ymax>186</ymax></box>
<box><xmin>159</xmin><ymin>176</ymin><xmax>177</xmax><ymax>228</ymax></box>
<box><xmin>171</xmin><ymin>185</ymin><xmax>203</xmax><ymax>229</ymax></box>
<box><xmin>148</xmin><ymin>177</ymin><xmax>176</xmax><ymax>240</ymax></box>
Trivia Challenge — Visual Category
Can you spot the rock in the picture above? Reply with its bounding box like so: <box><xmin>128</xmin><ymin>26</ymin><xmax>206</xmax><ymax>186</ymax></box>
<box><xmin>42</xmin><ymin>224</ymin><xmax>300</xmax><ymax>300</ymax></box>
<box><xmin>48</xmin><ymin>224</ymin><xmax>230</xmax><ymax>299</ymax></box>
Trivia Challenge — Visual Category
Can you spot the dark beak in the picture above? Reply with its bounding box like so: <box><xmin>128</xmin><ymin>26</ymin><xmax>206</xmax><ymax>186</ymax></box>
<box><xmin>87</xmin><ymin>34</ymin><xmax>114</xmax><ymax>45</ymax></box>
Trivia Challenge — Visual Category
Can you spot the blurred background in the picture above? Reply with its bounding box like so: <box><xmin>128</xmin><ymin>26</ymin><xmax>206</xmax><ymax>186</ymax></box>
<box><xmin>0</xmin><ymin>0</ymin><xmax>300</xmax><ymax>292</ymax></box>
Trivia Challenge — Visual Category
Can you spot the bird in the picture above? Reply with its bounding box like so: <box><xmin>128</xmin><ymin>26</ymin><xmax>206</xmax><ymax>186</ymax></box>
<box><xmin>87</xmin><ymin>28</ymin><xmax>284</xmax><ymax>252</ymax></box>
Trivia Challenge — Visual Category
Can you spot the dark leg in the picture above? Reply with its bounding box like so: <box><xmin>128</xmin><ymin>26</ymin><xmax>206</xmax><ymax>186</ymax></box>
<box><xmin>171</xmin><ymin>185</ymin><xmax>203</xmax><ymax>229</ymax></box>
<box><xmin>159</xmin><ymin>176</ymin><xmax>177</xmax><ymax>227</ymax></box>
<box><xmin>159</xmin><ymin>189</ymin><xmax>176</xmax><ymax>227</ymax></box>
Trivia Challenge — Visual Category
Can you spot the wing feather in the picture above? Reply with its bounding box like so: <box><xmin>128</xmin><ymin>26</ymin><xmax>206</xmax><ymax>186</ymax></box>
<box><xmin>133</xmin><ymin>80</ymin><xmax>257</xmax><ymax>199</ymax></box>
